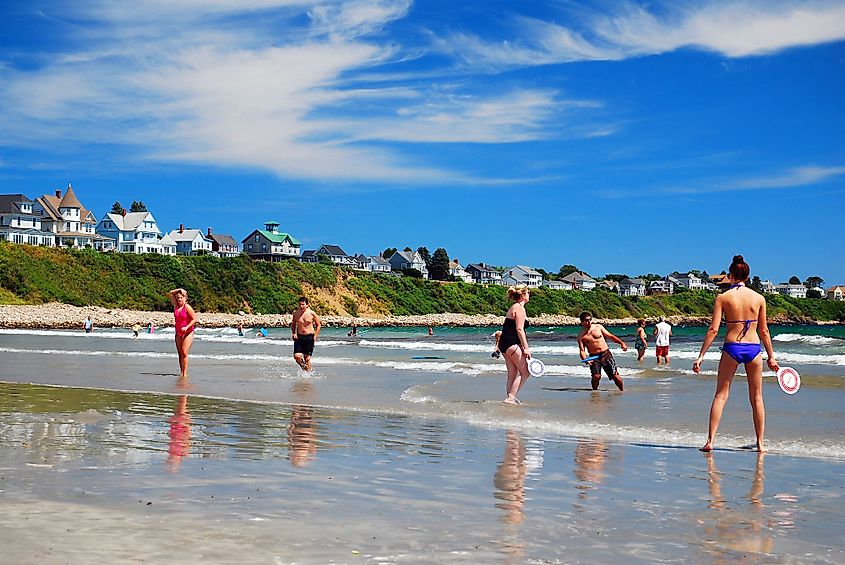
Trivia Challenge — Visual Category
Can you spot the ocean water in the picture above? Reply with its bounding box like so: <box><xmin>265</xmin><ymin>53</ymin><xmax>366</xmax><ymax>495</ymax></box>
<box><xmin>1</xmin><ymin>324</ymin><xmax>843</xmax><ymax>563</ymax></box>
<box><xmin>1</xmin><ymin>324</ymin><xmax>843</xmax><ymax>458</ymax></box>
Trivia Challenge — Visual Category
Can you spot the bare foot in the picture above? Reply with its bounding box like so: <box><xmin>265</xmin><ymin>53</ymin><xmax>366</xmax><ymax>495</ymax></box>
<box><xmin>503</xmin><ymin>397</ymin><xmax>519</xmax><ymax>405</ymax></box>
<box><xmin>699</xmin><ymin>443</ymin><xmax>713</xmax><ymax>452</ymax></box>
<box><xmin>755</xmin><ymin>445</ymin><xmax>767</xmax><ymax>453</ymax></box>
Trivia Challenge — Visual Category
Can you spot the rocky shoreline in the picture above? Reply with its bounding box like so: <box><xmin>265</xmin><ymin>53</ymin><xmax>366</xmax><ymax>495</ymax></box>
<box><xmin>0</xmin><ymin>303</ymin><xmax>837</xmax><ymax>330</ymax></box>
<box><xmin>0</xmin><ymin>302</ymin><xmax>719</xmax><ymax>329</ymax></box>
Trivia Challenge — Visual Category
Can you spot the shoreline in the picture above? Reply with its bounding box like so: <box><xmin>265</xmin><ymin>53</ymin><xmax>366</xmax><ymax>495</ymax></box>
<box><xmin>0</xmin><ymin>302</ymin><xmax>838</xmax><ymax>329</ymax></box>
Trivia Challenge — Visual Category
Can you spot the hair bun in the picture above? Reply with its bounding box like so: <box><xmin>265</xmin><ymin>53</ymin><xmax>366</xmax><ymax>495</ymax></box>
<box><xmin>732</xmin><ymin>254</ymin><xmax>744</xmax><ymax>264</ymax></box>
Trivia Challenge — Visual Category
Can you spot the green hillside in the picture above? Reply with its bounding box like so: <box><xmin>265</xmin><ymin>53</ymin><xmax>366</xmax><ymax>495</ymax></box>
<box><xmin>1</xmin><ymin>242</ymin><xmax>843</xmax><ymax>322</ymax></box>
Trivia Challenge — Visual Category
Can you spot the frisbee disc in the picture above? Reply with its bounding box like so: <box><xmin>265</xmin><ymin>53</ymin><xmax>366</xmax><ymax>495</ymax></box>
<box><xmin>528</xmin><ymin>358</ymin><xmax>546</xmax><ymax>377</ymax></box>
<box><xmin>581</xmin><ymin>354</ymin><xmax>600</xmax><ymax>363</ymax></box>
<box><xmin>777</xmin><ymin>367</ymin><xmax>800</xmax><ymax>394</ymax></box>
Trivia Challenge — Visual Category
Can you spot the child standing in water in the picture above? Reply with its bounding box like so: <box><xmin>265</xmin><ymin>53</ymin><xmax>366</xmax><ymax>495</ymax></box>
<box><xmin>168</xmin><ymin>288</ymin><xmax>197</xmax><ymax>379</ymax></box>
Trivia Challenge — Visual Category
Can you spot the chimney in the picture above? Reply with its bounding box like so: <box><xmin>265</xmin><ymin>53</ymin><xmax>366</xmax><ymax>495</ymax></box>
<box><xmin>121</xmin><ymin>209</ymin><xmax>126</xmax><ymax>216</ymax></box>
<box><xmin>179</xmin><ymin>223</ymin><xmax>184</xmax><ymax>233</ymax></box>
<box><xmin>55</xmin><ymin>190</ymin><xmax>62</xmax><ymax>198</ymax></box>
<box><xmin>207</xmin><ymin>227</ymin><xmax>212</xmax><ymax>237</ymax></box>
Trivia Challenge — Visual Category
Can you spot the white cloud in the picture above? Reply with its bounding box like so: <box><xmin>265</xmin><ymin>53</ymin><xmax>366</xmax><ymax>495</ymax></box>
<box><xmin>0</xmin><ymin>0</ymin><xmax>571</xmax><ymax>183</ymax></box>
<box><xmin>443</xmin><ymin>1</ymin><xmax>845</xmax><ymax>67</ymax></box>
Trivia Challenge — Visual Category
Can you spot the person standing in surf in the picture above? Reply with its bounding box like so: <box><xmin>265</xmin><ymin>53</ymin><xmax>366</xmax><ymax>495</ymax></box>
<box><xmin>693</xmin><ymin>255</ymin><xmax>779</xmax><ymax>453</ymax></box>
<box><xmin>577</xmin><ymin>311</ymin><xmax>628</xmax><ymax>391</ymax></box>
<box><xmin>168</xmin><ymin>288</ymin><xmax>197</xmax><ymax>379</ymax></box>
<box><xmin>291</xmin><ymin>296</ymin><xmax>321</xmax><ymax>372</ymax></box>
<box><xmin>634</xmin><ymin>318</ymin><xmax>648</xmax><ymax>361</ymax></box>
<box><xmin>654</xmin><ymin>316</ymin><xmax>673</xmax><ymax>364</ymax></box>
<box><xmin>498</xmin><ymin>285</ymin><xmax>532</xmax><ymax>404</ymax></box>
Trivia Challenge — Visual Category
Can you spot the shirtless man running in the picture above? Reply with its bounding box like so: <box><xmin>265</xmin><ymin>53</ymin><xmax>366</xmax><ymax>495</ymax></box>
<box><xmin>577</xmin><ymin>311</ymin><xmax>628</xmax><ymax>391</ymax></box>
<box><xmin>291</xmin><ymin>297</ymin><xmax>321</xmax><ymax>372</ymax></box>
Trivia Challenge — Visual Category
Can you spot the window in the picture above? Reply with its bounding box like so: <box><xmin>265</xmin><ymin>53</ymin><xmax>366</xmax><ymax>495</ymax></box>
<box><xmin>261</xmin><ymin>244</ymin><xmax>267</xmax><ymax>252</ymax></box>
<box><xmin>255</xmin><ymin>235</ymin><xmax>259</xmax><ymax>241</ymax></box>
<box><xmin>247</xmin><ymin>244</ymin><xmax>253</xmax><ymax>251</ymax></box>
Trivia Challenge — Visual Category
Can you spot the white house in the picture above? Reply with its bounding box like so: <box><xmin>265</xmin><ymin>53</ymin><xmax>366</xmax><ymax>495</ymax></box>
<box><xmin>502</xmin><ymin>265</ymin><xmax>543</xmax><ymax>288</ymax></box>
<box><xmin>0</xmin><ymin>194</ymin><xmax>55</xmax><ymax>246</ymax></box>
<box><xmin>33</xmin><ymin>183</ymin><xmax>98</xmax><ymax>248</ymax></box>
<box><xmin>561</xmin><ymin>271</ymin><xmax>596</xmax><ymax>291</ymax></box>
<box><xmin>354</xmin><ymin>254</ymin><xmax>392</xmax><ymax>273</ymax></box>
<box><xmin>775</xmin><ymin>283</ymin><xmax>807</xmax><ymax>299</ymax></box>
<box><xmin>760</xmin><ymin>280</ymin><xmax>777</xmax><ymax>293</ymax></box>
<box><xmin>159</xmin><ymin>232</ymin><xmax>177</xmax><ymax>255</ymax></box>
<box><xmin>241</xmin><ymin>221</ymin><xmax>301</xmax><ymax>261</ymax></box>
<box><xmin>448</xmin><ymin>259</ymin><xmax>473</xmax><ymax>283</ymax></box>
<box><xmin>542</xmin><ymin>279</ymin><xmax>569</xmax><ymax>290</ymax></box>
<box><xmin>465</xmin><ymin>263</ymin><xmax>503</xmax><ymax>285</ymax></box>
<box><xmin>827</xmin><ymin>286</ymin><xmax>845</xmax><ymax>301</ymax></box>
<box><xmin>597</xmin><ymin>280</ymin><xmax>619</xmax><ymax>292</ymax></box>
<box><xmin>388</xmin><ymin>250</ymin><xmax>429</xmax><ymax>278</ymax></box>
<box><xmin>648</xmin><ymin>277</ymin><xmax>675</xmax><ymax>295</ymax></box>
<box><xmin>96</xmin><ymin>210</ymin><xmax>167</xmax><ymax>254</ymax></box>
<box><xmin>618</xmin><ymin>278</ymin><xmax>647</xmax><ymax>296</ymax></box>
<box><xmin>165</xmin><ymin>225</ymin><xmax>213</xmax><ymax>256</ymax></box>
<box><xmin>676</xmin><ymin>272</ymin><xmax>707</xmax><ymax>290</ymax></box>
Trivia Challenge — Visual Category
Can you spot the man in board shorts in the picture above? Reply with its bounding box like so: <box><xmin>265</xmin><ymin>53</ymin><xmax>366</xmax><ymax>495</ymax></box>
<box><xmin>653</xmin><ymin>316</ymin><xmax>672</xmax><ymax>365</ymax></box>
<box><xmin>291</xmin><ymin>296</ymin><xmax>321</xmax><ymax>372</ymax></box>
<box><xmin>576</xmin><ymin>311</ymin><xmax>628</xmax><ymax>391</ymax></box>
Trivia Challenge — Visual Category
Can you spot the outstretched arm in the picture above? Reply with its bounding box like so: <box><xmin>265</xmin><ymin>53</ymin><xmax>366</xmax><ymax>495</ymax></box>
<box><xmin>693</xmin><ymin>298</ymin><xmax>722</xmax><ymax>373</ymax></box>
<box><xmin>602</xmin><ymin>326</ymin><xmax>628</xmax><ymax>351</ymax></box>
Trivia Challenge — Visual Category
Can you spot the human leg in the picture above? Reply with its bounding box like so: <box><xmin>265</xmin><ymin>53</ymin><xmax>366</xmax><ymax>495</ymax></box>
<box><xmin>178</xmin><ymin>332</ymin><xmax>194</xmax><ymax>378</ymax></box>
<box><xmin>504</xmin><ymin>345</ymin><xmax>530</xmax><ymax>403</ymax></box>
<box><xmin>745</xmin><ymin>356</ymin><xmax>766</xmax><ymax>452</ymax></box>
<box><xmin>701</xmin><ymin>352</ymin><xmax>738</xmax><ymax>451</ymax></box>
<box><xmin>601</xmin><ymin>354</ymin><xmax>624</xmax><ymax>391</ymax></box>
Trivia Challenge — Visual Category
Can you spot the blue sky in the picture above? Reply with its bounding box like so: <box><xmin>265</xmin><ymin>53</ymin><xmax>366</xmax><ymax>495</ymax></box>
<box><xmin>1</xmin><ymin>0</ymin><xmax>844</xmax><ymax>284</ymax></box>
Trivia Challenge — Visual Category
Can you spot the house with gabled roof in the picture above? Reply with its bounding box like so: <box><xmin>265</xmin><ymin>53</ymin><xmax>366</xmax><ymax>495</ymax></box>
<box><xmin>388</xmin><ymin>250</ymin><xmax>429</xmax><ymax>278</ymax></box>
<box><xmin>449</xmin><ymin>259</ymin><xmax>473</xmax><ymax>283</ymax></box>
<box><xmin>561</xmin><ymin>271</ymin><xmax>596</xmax><ymax>291</ymax></box>
<box><xmin>301</xmin><ymin>244</ymin><xmax>356</xmax><ymax>266</ymax></box>
<box><xmin>354</xmin><ymin>254</ymin><xmax>392</xmax><ymax>273</ymax></box>
<box><xmin>241</xmin><ymin>221</ymin><xmax>300</xmax><ymax>262</ymax></box>
<box><xmin>96</xmin><ymin>210</ymin><xmax>166</xmax><ymax>254</ymax></box>
<box><xmin>827</xmin><ymin>286</ymin><xmax>845</xmax><ymax>301</ymax></box>
<box><xmin>33</xmin><ymin>183</ymin><xmax>98</xmax><ymax>248</ymax></box>
<box><xmin>465</xmin><ymin>262</ymin><xmax>502</xmax><ymax>285</ymax></box>
<box><xmin>542</xmin><ymin>279</ymin><xmax>568</xmax><ymax>290</ymax></box>
<box><xmin>205</xmin><ymin>228</ymin><xmax>239</xmax><ymax>257</ymax></box>
<box><xmin>648</xmin><ymin>277</ymin><xmax>675</xmax><ymax>295</ymax></box>
<box><xmin>0</xmin><ymin>194</ymin><xmax>55</xmax><ymax>246</ymax></box>
<box><xmin>775</xmin><ymin>283</ymin><xmax>807</xmax><ymax>299</ymax></box>
<box><xmin>676</xmin><ymin>272</ymin><xmax>707</xmax><ymax>290</ymax></box>
<box><xmin>618</xmin><ymin>278</ymin><xmax>647</xmax><ymax>296</ymax></box>
<box><xmin>164</xmin><ymin>225</ymin><xmax>213</xmax><ymax>256</ymax></box>
<box><xmin>502</xmin><ymin>265</ymin><xmax>543</xmax><ymax>288</ymax></box>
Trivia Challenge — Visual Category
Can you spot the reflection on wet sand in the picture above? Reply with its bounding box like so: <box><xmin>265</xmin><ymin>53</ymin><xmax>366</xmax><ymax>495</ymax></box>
<box><xmin>288</xmin><ymin>405</ymin><xmax>317</xmax><ymax>467</ymax></box>
<box><xmin>702</xmin><ymin>452</ymin><xmax>774</xmax><ymax>557</ymax></box>
<box><xmin>167</xmin><ymin>395</ymin><xmax>191</xmax><ymax>472</ymax></box>
<box><xmin>493</xmin><ymin>430</ymin><xmax>527</xmax><ymax>563</ymax></box>
<box><xmin>573</xmin><ymin>439</ymin><xmax>609</xmax><ymax>500</ymax></box>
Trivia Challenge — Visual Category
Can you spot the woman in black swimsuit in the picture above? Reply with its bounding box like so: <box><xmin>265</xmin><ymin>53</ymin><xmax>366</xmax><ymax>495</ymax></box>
<box><xmin>500</xmin><ymin>285</ymin><xmax>532</xmax><ymax>404</ymax></box>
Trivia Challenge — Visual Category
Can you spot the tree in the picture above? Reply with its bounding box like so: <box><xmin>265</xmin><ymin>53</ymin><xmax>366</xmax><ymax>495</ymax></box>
<box><xmin>804</xmin><ymin>276</ymin><xmax>824</xmax><ymax>289</ymax></box>
<box><xmin>750</xmin><ymin>276</ymin><xmax>763</xmax><ymax>292</ymax></box>
<box><xmin>110</xmin><ymin>201</ymin><xmax>125</xmax><ymax>214</ymax></box>
<box><xmin>602</xmin><ymin>273</ymin><xmax>629</xmax><ymax>282</ymax></box>
<box><xmin>381</xmin><ymin>247</ymin><xmax>397</xmax><ymax>259</ymax></box>
<box><xmin>807</xmin><ymin>289</ymin><xmax>823</xmax><ymax>299</ymax></box>
<box><xmin>130</xmin><ymin>200</ymin><xmax>148</xmax><ymax>212</ymax></box>
<box><xmin>402</xmin><ymin>268</ymin><xmax>423</xmax><ymax>278</ymax></box>
<box><xmin>417</xmin><ymin>246</ymin><xmax>432</xmax><ymax>270</ymax></box>
<box><xmin>429</xmin><ymin>248</ymin><xmax>451</xmax><ymax>280</ymax></box>
<box><xmin>403</xmin><ymin>246</ymin><xmax>412</xmax><ymax>252</ymax></box>
<box><xmin>788</xmin><ymin>275</ymin><xmax>801</xmax><ymax>285</ymax></box>
<box><xmin>558</xmin><ymin>264</ymin><xmax>578</xmax><ymax>278</ymax></box>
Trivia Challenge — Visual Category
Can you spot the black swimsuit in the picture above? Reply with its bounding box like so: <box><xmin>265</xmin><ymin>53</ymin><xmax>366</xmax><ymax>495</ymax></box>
<box><xmin>499</xmin><ymin>318</ymin><xmax>529</xmax><ymax>354</ymax></box>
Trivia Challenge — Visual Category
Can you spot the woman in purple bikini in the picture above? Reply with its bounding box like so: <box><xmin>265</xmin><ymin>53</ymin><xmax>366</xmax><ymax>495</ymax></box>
<box><xmin>693</xmin><ymin>255</ymin><xmax>779</xmax><ymax>452</ymax></box>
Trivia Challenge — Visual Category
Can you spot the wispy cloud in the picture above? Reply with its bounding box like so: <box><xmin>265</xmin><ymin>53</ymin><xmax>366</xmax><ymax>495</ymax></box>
<box><xmin>0</xmin><ymin>0</ymin><xmax>577</xmax><ymax>183</ymax></box>
<box><xmin>598</xmin><ymin>164</ymin><xmax>845</xmax><ymax>198</ymax></box>
<box><xmin>442</xmin><ymin>1</ymin><xmax>845</xmax><ymax>68</ymax></box>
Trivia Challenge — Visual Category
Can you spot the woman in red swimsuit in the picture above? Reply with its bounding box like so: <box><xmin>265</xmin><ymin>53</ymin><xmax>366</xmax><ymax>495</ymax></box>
<box><xmin>168</xmin><ymin>288</ymin><xmax>197</xmax><ymax>380</ymax></box>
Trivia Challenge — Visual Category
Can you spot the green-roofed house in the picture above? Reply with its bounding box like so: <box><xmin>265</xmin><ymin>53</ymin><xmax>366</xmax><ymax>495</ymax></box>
<box><xmin>241</xmin><ymin>221</ymin><xmax>301</xmax><ymax>262</ymax></box>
